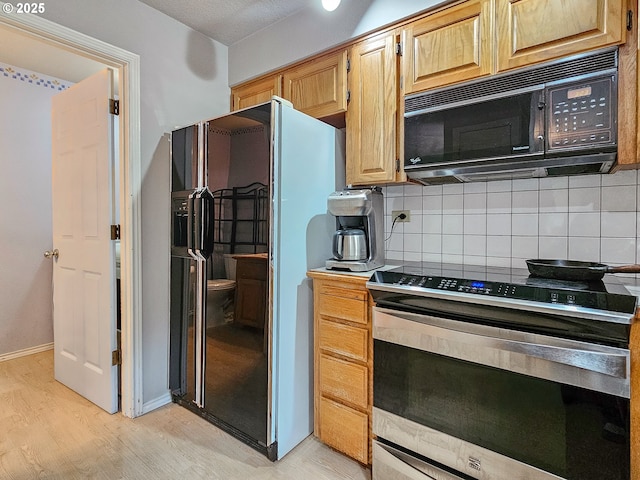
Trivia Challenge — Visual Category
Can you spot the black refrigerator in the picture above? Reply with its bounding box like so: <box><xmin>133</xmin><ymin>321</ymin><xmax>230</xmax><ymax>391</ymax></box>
<box><xmin>169</xmin><ymin>98</ymin><xmax>345</xmax><ymax>460</ymax></box>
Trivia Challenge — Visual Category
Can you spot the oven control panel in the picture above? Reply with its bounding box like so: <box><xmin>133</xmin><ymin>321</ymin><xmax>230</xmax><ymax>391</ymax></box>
<box><xmin>395</xmin><ymin>275</ymin><xmax>507</xmax><ymax>296</ymax></box>
<box><xmin>380</xmin><ymin>272</ymin><xmax>633</xmax><ymax>312</ymax></box>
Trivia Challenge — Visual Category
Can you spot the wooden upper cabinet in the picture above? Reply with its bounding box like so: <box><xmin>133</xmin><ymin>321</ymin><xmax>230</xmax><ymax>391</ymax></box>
<box><xmin>496</xmin><ymin>0</ymin><xmax>626</xmax><ymax>72</ymax></box>
<box><xmin>231</xmin><ymin>75</ymin><xmax>282</xmax><ymax>111</ymax></box>
<box><xmin>403</xmin><ymin>0</ymin><xmax>493</xmax><ymax>94</ymax></box>
<box><xmin>346</xmin><ymin>32</ymin><xmax>399</xmax><ymax>185</ymax></box>
<box><xmin>282</xmin><ymin>50</ymin><xmax>348</xmax><ymax>119</ymax></box>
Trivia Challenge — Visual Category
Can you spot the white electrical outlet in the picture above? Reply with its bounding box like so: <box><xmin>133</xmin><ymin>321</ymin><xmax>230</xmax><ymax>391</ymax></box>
<box><xmin>392</xmin><ymin>210</ymin><xmax>410</xmax><ymax>222</ymax></box>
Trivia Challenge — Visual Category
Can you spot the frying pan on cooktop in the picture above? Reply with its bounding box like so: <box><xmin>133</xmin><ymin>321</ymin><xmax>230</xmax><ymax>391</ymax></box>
<box><xmin>526</xmin><ymin>259</ymin><xmax>640</xmax><ymax>282</ymax></box>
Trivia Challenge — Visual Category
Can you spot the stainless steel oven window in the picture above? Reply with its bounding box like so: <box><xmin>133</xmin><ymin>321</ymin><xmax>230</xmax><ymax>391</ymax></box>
<box><xmin>372</xmin><ymin>307</ymin><xmax>630</xmax><ymax>480</ymax></box>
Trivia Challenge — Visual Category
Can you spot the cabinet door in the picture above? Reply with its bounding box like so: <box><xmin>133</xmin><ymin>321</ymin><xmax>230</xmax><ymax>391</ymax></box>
<box><xmin>282</xmin><ymin>50</ymin><xmax>348</xmax><ymax>119</ymax></box>
<box><xmin>231</xmin><ymin>75</ymin><xmax>282</xmax><ymax>111</ymax></box>
<box><xmin>318</xmin><ymin>397</ymin><xmax>369</xmax><ymax>464</ymax></box>
<box><xmin>496</xmin><ymin>0</ymin><xmax>625</xmax><ymax>72</ymax></box>
<box><xmin>346</xmin><ymin>32</ymin><xmax>398</xmax><ymax>185</ymax></box>
<box><xmin>403</xmin><ymin>0</ymin><xmax>493</xmax><ymax>94</ymax></box>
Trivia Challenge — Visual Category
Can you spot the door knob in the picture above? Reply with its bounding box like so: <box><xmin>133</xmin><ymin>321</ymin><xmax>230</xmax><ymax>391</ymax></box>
<box><xmin>44</xmin><ymin>249</ymin><xmax>59</xmax><ymax>259</ymax></box>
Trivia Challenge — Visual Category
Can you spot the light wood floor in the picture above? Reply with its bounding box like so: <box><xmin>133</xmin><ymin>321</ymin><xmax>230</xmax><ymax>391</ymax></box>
<box><xmin>0</xmin><ymin>351</ymin><xmax>371</xmax><ymax>480</ymax></box>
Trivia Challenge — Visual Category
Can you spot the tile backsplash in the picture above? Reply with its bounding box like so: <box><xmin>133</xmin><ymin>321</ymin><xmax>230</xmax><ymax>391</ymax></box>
<box><xmin>383</xmin><ymin>169</ymin><xmax>640</xmax><ymax>271</ymax></box>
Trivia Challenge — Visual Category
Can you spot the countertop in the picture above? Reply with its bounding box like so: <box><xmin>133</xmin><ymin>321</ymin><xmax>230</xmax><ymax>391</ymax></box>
<box><xmin>308</xmin><ymin>263</ymin><xmax>401</xmax><ymax>278</ymax></box>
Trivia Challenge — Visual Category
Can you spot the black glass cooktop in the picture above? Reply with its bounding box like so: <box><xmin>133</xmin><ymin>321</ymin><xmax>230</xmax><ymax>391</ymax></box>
<box><xmin>369</xmin><ymin>262</ymin><xmax>637</xmax><ymax>316</ymax></box>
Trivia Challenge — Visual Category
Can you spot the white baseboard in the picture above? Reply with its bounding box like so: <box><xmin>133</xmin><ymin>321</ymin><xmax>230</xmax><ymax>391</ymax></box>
<box><xmin>0</xmin><ymin>342</ymin><xmax>54</xmax><ymax>362</ymax></box>
<box><xmin>141</xmin><ymin>391</ymin><xmax>172</xmax><ymax>415</ymax></box>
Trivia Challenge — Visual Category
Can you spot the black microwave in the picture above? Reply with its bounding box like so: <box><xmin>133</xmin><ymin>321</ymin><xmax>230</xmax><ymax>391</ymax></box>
<box><xmin>404</xmin><ymin>48</ymin><xmax>618</xmax><ymax>184</ymax></box>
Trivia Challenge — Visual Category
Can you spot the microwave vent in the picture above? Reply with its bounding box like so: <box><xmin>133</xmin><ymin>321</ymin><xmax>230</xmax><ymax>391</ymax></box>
<box><xmin>416</xmin><ymin>175</ymin><xmax>463</xmax><ymax>185</ymax></box>
<box><xmin>405</xmin><ymin>48</ymin><xmax>618</xmax><ymax>114</ymax></box>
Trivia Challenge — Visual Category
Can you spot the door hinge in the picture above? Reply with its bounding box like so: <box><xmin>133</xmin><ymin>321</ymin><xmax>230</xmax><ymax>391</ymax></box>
<box><xmin>346</xmin><ymin>90</ymin><xmax>351</xmax><ymax>104</ymax></box>
<box><xmin>111</xmin><ymin>224</ymin><xmax>121</xmax><ymax>240</ymax></box>
<box><xmin>627</xmin><ymin>9</ymin><xmax>633</xmax><ymax>31</ymax></box>
<box><xmin>112</xmin><ymin>349</ymin><xmax>121</xmax><ymax>366</ymax></box>
<box><xmin>346</xmin><ymin>58</ymin><xmax>351</xmax><ymax>72</ymax></box>
<box><xmin>396</xmin><ymin>42</ymin><xmax>402</xmax><ymax>56</ymax></box>
<box><xmin>109</xmin><ymin>99</ymin><xmax>120</xmax><ymax>116</ymax></box>
<box><xmin>396</xmin><ymin>158</ymin><xmax>400</xmax><ymax>172</ymax></box>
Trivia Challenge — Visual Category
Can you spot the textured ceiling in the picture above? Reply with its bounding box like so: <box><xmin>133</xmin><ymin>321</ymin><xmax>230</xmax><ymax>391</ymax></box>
<box><xmin>139</xmin><ymin>0</ymin><xmax>314</xmax><ymax>46</ymax></box>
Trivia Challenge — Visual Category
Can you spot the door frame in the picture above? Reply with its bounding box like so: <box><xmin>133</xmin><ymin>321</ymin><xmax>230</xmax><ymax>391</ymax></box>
<box><xmin>0</xmin><ymin>8</ymin><xmax>143</xmax><ymax>417</ymax></box>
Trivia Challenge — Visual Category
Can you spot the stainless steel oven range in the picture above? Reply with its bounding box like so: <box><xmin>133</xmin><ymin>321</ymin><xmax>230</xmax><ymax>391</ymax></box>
<box><xmin>367</xmin><ymin>263</ymin><xmax>636</xmax><ymax>480</ymax></box>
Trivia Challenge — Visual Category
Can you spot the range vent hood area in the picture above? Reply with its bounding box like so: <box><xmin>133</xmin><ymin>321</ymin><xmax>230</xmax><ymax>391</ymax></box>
<box><xmin>403</xmin><ymin>49</ymin><xmax>619</xmax><ymax>184</ymax></box>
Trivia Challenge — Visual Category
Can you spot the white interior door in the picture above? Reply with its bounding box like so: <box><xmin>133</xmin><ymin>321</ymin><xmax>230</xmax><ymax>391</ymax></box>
<box><xmin>51</xmin><ymin>68</ymin><xmax>117</xmax><ymax>413</ymax></box>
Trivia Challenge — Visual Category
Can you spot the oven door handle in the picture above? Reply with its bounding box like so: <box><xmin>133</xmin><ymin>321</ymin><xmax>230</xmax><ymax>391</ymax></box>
<box><xmin>500</xmin><ymin>339</ymin><xmax>626</xmax><ymax>379</ymax></box>
<box><xmin>374</xmin><ymin>307</ymin><xmax>629</xmax><ymax>381</ymax></box>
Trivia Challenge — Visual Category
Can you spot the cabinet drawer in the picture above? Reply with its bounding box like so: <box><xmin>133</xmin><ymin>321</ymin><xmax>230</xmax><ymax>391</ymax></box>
<box><xmin>318</xmin><ymin>396</ymin><xmax>368</xmax><ymax>464</ymax></box>
<box><xmin>318</xmin><ymin>293</ymin><xmax>367</xmax><ymax>325</ymax></box>
<box><xmin>319</xmin><ymin>283</ymin><xmax>367</xmax><ymax>301</ymax></box>
<box><xmin>319</xmin><ymin>354</ymin><xmax>368</xmax><ymax>408</ymax></box>
<box><xmin>319</xmin><ymin>319</ymin><xmax>368</xmax><ymax>362</ymax></box>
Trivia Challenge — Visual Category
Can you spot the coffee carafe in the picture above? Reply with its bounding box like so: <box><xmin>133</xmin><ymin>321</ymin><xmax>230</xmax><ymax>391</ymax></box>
<box><xmin>326</xmin><ymin>187</ymin><xmax>384</xmax><ymax>272</ymax></box>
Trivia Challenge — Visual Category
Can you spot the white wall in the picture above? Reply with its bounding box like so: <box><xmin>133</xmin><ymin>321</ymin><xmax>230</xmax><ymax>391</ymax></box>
<box><xmin>42</xmin><ymin>0</ymin><xmax>230</xmax><ymax>407</ymax></box>
<box><xmin>228</xmin><ymin>0</ymin><xmax>448</xmax><ymax>85</ymax></box>
<box><xmin>383</xmin><ymin>171</ymin><xmax>640</xmax><ymax>272</ymax></box>
<box><xmin>0</xmin><ymin>65</ymin><xmax>73</xmax><ymax>357</ymax></box>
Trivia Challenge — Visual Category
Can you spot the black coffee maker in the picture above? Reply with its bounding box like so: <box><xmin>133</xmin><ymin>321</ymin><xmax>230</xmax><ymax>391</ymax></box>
<box><xmin>325</xmin><ymin>187</ymin><xmax>384</xmax><ymax>272</ymax></box>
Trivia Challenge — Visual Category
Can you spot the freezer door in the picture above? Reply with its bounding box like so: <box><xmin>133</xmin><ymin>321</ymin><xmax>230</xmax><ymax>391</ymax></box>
<box><xmin>168</xmin><ymin>256</ymin><xmax>196</xmax><ymax>396</ymax></box>
<box><xmin>170</xmin><ymin>122</ymin><xmax>210</xmax><ymax>407</ymax></box>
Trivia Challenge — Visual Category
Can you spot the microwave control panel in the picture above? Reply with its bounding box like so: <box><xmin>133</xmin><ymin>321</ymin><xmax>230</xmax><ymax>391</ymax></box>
<box><xmin>547</xmin><ymin>75</ymin><xmax>616</xmax><ymax>150</ymax></box>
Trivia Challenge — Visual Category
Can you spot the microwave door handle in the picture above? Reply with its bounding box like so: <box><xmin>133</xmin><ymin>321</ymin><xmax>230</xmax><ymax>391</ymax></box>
<box><xmin>532</xmin><ymin>90</ymin><xmax>546</xmax><ymax>154</ymax></box>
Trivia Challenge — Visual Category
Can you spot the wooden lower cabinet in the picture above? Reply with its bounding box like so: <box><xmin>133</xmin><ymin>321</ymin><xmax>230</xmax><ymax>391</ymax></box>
<box><xmin>318</xmin><ymin>397</ymin><xmax>369</xmax><ymax>463</ymax></box>
<box><xmin>308</xmin><ymin>271</ymin><xmax>372</xmax><ymax>465</ymax></box>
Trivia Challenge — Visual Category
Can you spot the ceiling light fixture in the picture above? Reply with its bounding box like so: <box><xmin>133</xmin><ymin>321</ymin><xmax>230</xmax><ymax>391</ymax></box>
<box><xmin>322</xmin><ymin>0</ymin><xmax>341</xmax><ymax>12</ymax></box>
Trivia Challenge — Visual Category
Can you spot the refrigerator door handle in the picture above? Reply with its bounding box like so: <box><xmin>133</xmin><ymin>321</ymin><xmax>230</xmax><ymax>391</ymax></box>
<box><xmin>193</xmin><ymin>186</ymin><xmax>215</xmax><ymax>260</ymax></box>
<box><xmin>194</xmin><ymin>258</ymin><xmax>206</xmax><ymax>408</ymax></box>
<box><xmin>193</xmin><ymin>188</ymin><xmax>203</xmax><ymax>259</ymax></box>
<box><xmin>198</xmin><ymin>186</ymin><xmax>214</xmax><ymax>259</ymax></box>
<box><xmin>186</xmin><ymin>190</ymin><xmax>198</xmax><ymax>260</ymax></box>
